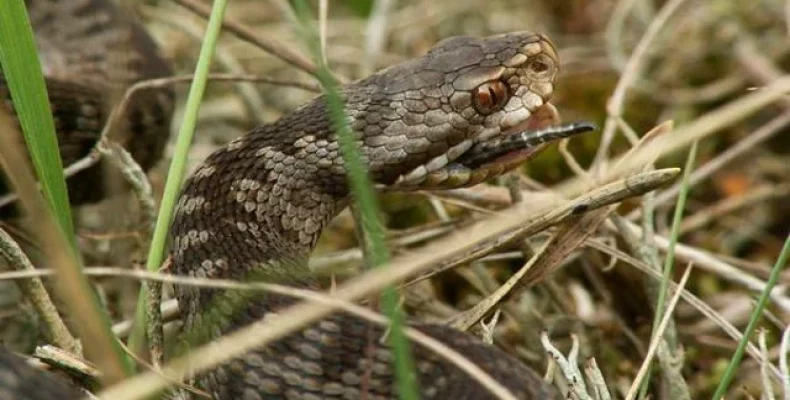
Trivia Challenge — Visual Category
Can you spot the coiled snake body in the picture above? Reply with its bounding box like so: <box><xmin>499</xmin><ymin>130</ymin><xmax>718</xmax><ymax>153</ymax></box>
<box><xmin>0</xmin><ymin>0</ymin><xmax>174</xmax><ymax>210</ymax></box>
<box><xmin>0</xmin><ymin>1</ymin><xmax>585</xmax><ymax>399</ymax></box>
<box><xmin>170</xmin><ymin>32</ymin><xmax>565</xmax><ymax>400</ymax></box>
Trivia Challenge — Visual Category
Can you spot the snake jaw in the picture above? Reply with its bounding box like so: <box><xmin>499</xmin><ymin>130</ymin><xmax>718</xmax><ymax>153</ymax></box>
<box><xmin>389</xmin><ymin>103</ymin><xmax>595</xmax><ymax>190</ymax></box>
<box><xmin>388</xmin><ymin>101</ymin><xmax>554</xmax><ymax>189</ymax></box>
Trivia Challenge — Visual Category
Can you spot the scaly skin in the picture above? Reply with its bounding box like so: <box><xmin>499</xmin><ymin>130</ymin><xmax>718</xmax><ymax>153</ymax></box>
<box><xmin>0</xmin><ymin>4</ymin><xmax>578</xmax><ymax>397</ymax></box>
<box><xmin>170</xmin><ymin>32</ymin><xmax>565</xmax><ymax>399</ymax></box>
<box><xmin>0</xmin><ymin>0</ymin><xmax>172</xmax><ymax>397</ymax></box>
<box><xmin>0</xmin><ymin>0</ymin><xmax>174</xmax><ymax>210</ymax></box>
<box><xmin>0</xmin><ymin>350</ymin><xmax>82</xmax><ymax>400</ymax></box>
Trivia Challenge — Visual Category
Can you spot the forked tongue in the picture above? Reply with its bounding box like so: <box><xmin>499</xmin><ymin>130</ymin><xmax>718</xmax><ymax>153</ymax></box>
<box><xmin>458</xmin><ymin>103</ymin><xmax>595</xmax><ymax>168</ymax></box>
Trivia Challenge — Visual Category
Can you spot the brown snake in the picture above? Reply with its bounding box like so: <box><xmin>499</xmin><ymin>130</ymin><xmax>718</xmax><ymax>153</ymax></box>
<box><xmin>0</xmin><ymin>0</ymin><xmax>174</xmax><ymax>211</ymax></box>
<box><xmin>0</xmin><ymin>1</ymin><xmax>596</xmax><ymax>399</ymax></box>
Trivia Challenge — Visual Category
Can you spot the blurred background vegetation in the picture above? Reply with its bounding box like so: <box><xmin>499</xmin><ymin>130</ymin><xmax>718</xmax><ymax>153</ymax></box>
<box><xmin>2</xmin><ymin>0</ymin><xmax>790</xmax><ymax>398</ymax></box>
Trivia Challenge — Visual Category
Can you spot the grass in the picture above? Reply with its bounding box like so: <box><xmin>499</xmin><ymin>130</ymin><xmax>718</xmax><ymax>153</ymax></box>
<box><xmin>0</xmin><ymin>0</ymin><xmax>417</xmax><ymax>395</ymax></box>
<box><xmin>289</xmin><ymin>1</ymin><xmax>419</xmax><ymax>397</ymax></box>
<box><xmin>712</xmin><ymin>235</ymin><xmax>790</xmax><ymax>399</ymax></box>
<box><xmin>127</xmin><ymin>0</ymin><xmax>230</xmax><ymax>361</ymax></box>
<box><xmin>131</xmin><ymin>0</ymin><xmax>418</xmax><ymax>396</ymax></box>
<box><xmin>637</xmin><ymin>140</ymin><xmax>699</xmax><ymax>399</ymax></box>
<box><xmin>0</xmin><ymin>0</ymin><xmax>74</xmax><ymax>240</ymax></box>
<box><xmin>1</xmin><ymin>1</ymin><xmax>789</xmax><ymax>399</ymax></box>
<box><xmin>654</xmin><ymin>140</ymin><xmax>699</xmax><ymax>330</ymax></box>
<box><xmin>0</xmin><ymin>0</ymin><xmax>132</xmax><ymax>383</ymax></box>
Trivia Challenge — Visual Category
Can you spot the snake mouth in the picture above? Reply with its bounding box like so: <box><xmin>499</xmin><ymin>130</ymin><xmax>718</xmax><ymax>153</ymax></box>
<box><xmin>456</xmin><ymin>104</ymin><xmax>595</xmax><ymax>169</ymax></box>
<box><xmin>389</xmin><ymin>103</ymin><xmax>596</xmax><ymax>190</ymax></box>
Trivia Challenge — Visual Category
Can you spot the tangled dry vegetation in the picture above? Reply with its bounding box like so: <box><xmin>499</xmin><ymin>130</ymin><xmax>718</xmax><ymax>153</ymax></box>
<box><xmin>2</xmin><ymin>0</ymin><xmax>790</xmax><ymax>399</ymax></box>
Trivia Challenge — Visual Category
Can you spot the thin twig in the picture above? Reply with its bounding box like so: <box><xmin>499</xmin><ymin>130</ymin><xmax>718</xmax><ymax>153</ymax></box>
<box><xmin>625</xmin><ymin>264</ymin><xmax>693</xmax><ymax>400</ymax></box>
<box><xmin>678</xmin><ymin>184</ymin><xmax>790</xmax><ymax>234</ymax></box>
<box><xmin>114</xmin><ymin>340</ymin><xmax>210</xmax><ymax>398</ymax></box>
<box><xmin>585</xmin><ymin>358</ymin><xmax>612</xmax><ymax>400</ymax></box>
<box><xmin>734</xmin><ymin>30</ymin><xmax>790</xmax><ymax>103</ymax></box>
<box><xmin>595</xmin><ymin>0</ymin><xmax>688</xmax><ymax>170</ymax></box>
<box><xmin>407</xmin><ymin>169</ymin><xmax>679</xmax><ymax>286</ymax></box>
<box><xmin>479</xmin><ymin>309</ymin><xmax>501</xmax><ymax>345</ymax></box>
<box><xmin>96</xmin><ymin>169</ymin><xmax>677</xmax><ymax>400</ymax></box>
<box><xmin>34</xmin><ymin>345</ymin><xmax>99</xmax><ymax>387</ymax></box>
<box><xmin>584</xmin><ymin>238</ymin><xmax>782</xmax><ymax>380</ymax></box>
<box><xmin>559</xmin><ymin>138</ymin><xmax>592</xmax><ymax>180</ymax></box>
<box><xmin>0</xmin><ymin>105</ymin><xmax>130</xmax><ymax>383</ymax></box>
<box><xmin>780</xmin><ymin>323</ymin><xmax>790</xmax><ymax>397</ymax></box>
<box><xmin>97</xmin><ymin>141</ymin><xmax>157</xmax><ymax>241</ymax></box>
<box><xmin>449</xmin><ymin>206</ymin><xmax>613</xmax><ymax>331</ymax></box>
<box><xmin>759</xmin><ymin>329</ymin><xmax>776</xmax><ymax>400</ymax></box>
<box><xmin>605</xmin><ymin>217</ymin><xmax>790</xmax><ymax>310</ymax></box>
<box><xmin>362</xmin><ymin>0</ymin><xmax>395</xmax><ymax>75</ymax></box>
<box><xmin>112</xmin><ymin>299</ymin><xmax>179</xmax><ymax>339</ymax></box>
<box><xmin>631</xmin><ymin>111</ymin><xmax>790</xmax><ymax>216</ymax></box>
<box><xmin>0</xmin><ymin>227</ymin><xmax>80</xmax><ymax>355</ymax></box>
<box><xmin>604</xmin><ymin>0</ymin><xmax>638</xmax><ymax>71</ymax></box>
<box><xmin>171</xmin><ymin>0</ymin><xmax>345</xmax><ymax>82</ymax></box>
<box><xmin>144</xmin><ymin>5</ymin><xmax>269</xmax><ymax>124</ymax></box>
<box><xmin>447</xmin><ymin>232</ymin><xmax>553</xmax><ymax>330</ymax></box>
<box><xmin>96</xmin><ymin>270</ymin><xmax>520</xmax><ymax>400</ymax></box>
<box><xmin>541</xmin><ymin>333</ymin><xmax>592</xmax><ymax>400</ymax></box>
<box><xmin>145</xmin><ymin>262</ymin><xmax>166</xmax><ymax>368</ymax></box>
<box><xmin>0</xmin><ymin>73</ymin><xmax>319</xmax><ymax>210</ymax></box>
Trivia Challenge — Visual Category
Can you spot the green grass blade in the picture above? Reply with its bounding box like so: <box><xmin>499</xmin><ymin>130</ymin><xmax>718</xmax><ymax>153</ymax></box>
<box><xmin>290</xmin><ymin>1</ymin><xmax>419</xmax><ymax>398</ymax></box>
<box><xmin>128</xmin><ymin>0</ymin><xmax>230</xmax><ymax>358</ymax></box>
<box><xmin>638</xmin><ymin>140</ymin><xmax>698</xmax><ymax>399</ymax></box>
<box><xmin>0</xmin><ymin>0</ymin><xmax>133</xmax><ymax>382</ymax></box>
<box><xmin>0</xmin><ymin>0</ymin><xmax>74</xmax><ymax>241</ymax></box>
<box><xmin>711</xmin><ymin>235</ymin><xmax>790</xmax><ymax>400</ymax></box>
<box><xmin>654</xmin><ymin>141</ymin><xmax>698</xmax><ymax>329</ymax></box>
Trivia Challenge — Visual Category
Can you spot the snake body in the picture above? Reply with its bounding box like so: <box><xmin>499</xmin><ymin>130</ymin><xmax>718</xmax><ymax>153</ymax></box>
<box><xmin>0</xmin><ymin>0</ymin><xmax>172</xmax><ymax>397</ymax></box>
<box><xmin>0</xmin><ymin>2</ymin><xmax>584</xmax><ymax>399</ymax></box>
<box><xmin>0</xmin><ymin>0</ymin><xmax>174</xmax><ymax>209</ymax></box>
<box><xmin>171</xmin><ymin>33</ymin><xmax>565</xmax><ymax>400</ymax></box>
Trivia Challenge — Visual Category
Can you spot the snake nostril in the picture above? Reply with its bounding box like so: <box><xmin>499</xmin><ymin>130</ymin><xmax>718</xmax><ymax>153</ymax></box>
<box><xmin>529</xmin><ymin>60</ymin><xmax>550</xmax><ymax>73</ymax></box>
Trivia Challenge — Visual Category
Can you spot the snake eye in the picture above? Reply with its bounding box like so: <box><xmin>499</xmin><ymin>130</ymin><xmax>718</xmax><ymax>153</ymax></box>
<box><xmin>472</xmin><ymin>81</ymin><xmax>509</xmax><ymax>115</ymax></box>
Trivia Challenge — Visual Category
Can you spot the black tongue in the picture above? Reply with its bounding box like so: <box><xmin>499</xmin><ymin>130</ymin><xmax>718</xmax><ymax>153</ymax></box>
<box><xmin>457</xmin><ymin>122</ymin><xmax>596</xmax><ymax>168</ymax></box>
<box><xmin>504</xmin><ymin>122</ymin><xmax>596</xmax><ymax>146</ymax></box>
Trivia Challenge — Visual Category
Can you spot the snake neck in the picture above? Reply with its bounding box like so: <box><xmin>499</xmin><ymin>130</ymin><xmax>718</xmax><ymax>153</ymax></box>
<box><xmin>167</xmin><ymin>30</ymin><xmax>563</xmax><ymax>329</ymax></box>
<box><xmin>170</xmin><ymin>99</ymin><xmax>352</xmax><ymax>318</ymax></box>
<box><xmin>28</xmin><ymin>0</ymin><xmax>173</xmax><ymax>88</ymax></box>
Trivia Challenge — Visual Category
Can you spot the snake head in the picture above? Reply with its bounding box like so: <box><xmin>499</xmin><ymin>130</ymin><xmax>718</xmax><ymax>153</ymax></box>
<box><xmin>344</xmin><ymin>31</ymin><xmax>593</xmax><ymax>190</ymax></box>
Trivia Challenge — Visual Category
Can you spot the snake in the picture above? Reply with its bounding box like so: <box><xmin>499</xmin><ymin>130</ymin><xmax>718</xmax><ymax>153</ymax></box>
<box><xmin>0</xmin><ymin>1</ymin><xmax>598</xmax><ymax>399</ymax></box>
<box><xmin>0</xmin><ymin>0</ymin><xmax>174</xmax><ymax>211</ymax></box>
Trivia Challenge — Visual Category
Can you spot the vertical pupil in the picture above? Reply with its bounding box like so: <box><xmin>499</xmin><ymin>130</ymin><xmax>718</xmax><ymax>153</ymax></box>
<box><xmin>488</xmin><ymin>86</ymin><xmax>498</xmax><ymax>106</ymax></box>
<box><xmin>474</xmin><ymin>82</ymin><xmax>507</xmax><ymax>114</ymax></box>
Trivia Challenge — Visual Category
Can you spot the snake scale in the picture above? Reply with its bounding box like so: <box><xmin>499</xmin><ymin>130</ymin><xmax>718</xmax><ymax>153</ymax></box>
<box><xmin>0</xmin><ymin>0</ymin><xmax>174</xmax><ymax>211</ymax></box>
<box><xmin>0</xmin><ymin>1</ymin><xmax>593</xmax><ymax>399</ymax></box>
